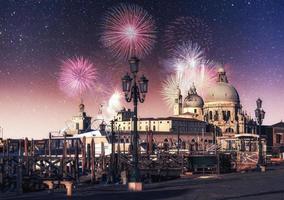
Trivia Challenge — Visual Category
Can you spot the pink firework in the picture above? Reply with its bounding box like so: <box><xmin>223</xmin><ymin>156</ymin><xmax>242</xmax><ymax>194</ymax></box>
<box><xmin>101</xmin><ymin>4</ymin><xmax>156</xmax><ymax>60</ymax></box>
<box><xmin>58</xmin><ymin>57</ymin><xmax>97</xmax><ymax>97</ymax></box>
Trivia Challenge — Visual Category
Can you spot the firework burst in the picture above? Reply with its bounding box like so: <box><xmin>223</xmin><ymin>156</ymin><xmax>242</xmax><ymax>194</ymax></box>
<box><xmin>170</xmin><ymin>42</ymin><xmax>204</xmax><ymax>77</ymax></box>
<box><xmin>100</xmin><ymin>4</ymin><xmax>156</xmax><ymax>60</ymax></box>
<box><xmin>162</xmin><ymin>42</ymin><xmax>217</xmax><ymax>109</ymax></box>
<box><xmin>58</xmin><ymin>56</ymin><xmax>97</xmax><ymax>98</ymax></box>
<box><xmin>164</xmin><ymin>16</ymin><xmax>213</xmax><ymax>53</ymax></box>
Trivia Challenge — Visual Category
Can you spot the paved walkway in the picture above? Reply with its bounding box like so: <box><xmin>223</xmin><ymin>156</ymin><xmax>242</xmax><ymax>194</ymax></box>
<box><xmin>2</xmin><ymin>165</ymin><xmax>284</xmax><ymax>200</ymax></box>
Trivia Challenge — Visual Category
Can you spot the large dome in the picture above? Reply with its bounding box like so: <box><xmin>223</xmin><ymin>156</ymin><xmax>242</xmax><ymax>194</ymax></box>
<box><xmin>205</xmin><ymin>82</ymin><xmax>240</xmax><ymax>103</ymax></box>
<box><xmin>184</xmin><ymin>94</ymin><xmax>204</xmax><ymax>108</ymax></box>
<box><xmin>205</xmin><ymin>67</ymin><xmax>240</xmax><ymax>103</ymax></box>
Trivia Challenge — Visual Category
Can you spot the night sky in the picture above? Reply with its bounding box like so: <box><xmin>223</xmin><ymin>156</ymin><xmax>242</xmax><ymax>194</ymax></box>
<box><xmin>1</xmin><ymin>0</ymin><xmax>284</xmax><ymax>139</ymax></box>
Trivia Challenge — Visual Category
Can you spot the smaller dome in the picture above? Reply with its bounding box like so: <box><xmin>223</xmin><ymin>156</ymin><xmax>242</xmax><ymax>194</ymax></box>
<box><xmin>183</xmin><ymin>84</ymin><xmax>204</xmax><ymax>108</ymax></box>
<box><xmin>184</xmin><ymin>94</ymin><xmax>204</xmax><ymax>108</ymax></box>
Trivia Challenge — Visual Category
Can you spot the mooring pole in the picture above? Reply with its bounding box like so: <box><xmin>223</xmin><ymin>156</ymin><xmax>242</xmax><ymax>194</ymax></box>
<box><xmin>17</xmin><ymin>140</ymin><xmax>23</xmax><ymax>194</ymax></box>
<box><xmin>82</xmin><ymin>136</ymin><xmax>86</xmax><ymax>175</ymax></box>
<box><xmin>91</xmin><ymin>138</ymin><xmax>95</xmax><ymax>183</ymax></box>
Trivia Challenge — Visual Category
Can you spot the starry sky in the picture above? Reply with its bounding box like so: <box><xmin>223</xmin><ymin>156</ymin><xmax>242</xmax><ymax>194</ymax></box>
<box><xmin>0</xmin><ymin>0</ymin><xmax>283</xmax><ymax>139</ymax></box>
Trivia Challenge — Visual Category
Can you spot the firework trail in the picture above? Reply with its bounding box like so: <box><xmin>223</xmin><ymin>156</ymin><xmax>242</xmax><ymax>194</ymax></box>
<box><xmin>58</xmin><ymin>56</ymin><xmax>97</xmax><ymax>98</ymax></box>
<box><xmin>164</xmin><ymin>16</ymin><xmax>213</xmax><ymax>53</ymax></box>
<box><xmin>162</xmin><ymin>42</ymin><xmax>217</xmax><ymax>109</ymax></box>
<box><xmin>101</xmin><ymin>3</ymin><xmax>156</xmax><ymax>60</ymax></box>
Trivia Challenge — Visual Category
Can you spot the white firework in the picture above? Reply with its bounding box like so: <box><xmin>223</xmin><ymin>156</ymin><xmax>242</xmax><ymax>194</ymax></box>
<box><xmin>161</xmin><ymin>75</ymin><xmax>187</xmax><ymax>108</ymax></box>
<box><xmin>162</xmin><ymin>42</ymin><xmax>218</xmax><ymax>109</ymax></box>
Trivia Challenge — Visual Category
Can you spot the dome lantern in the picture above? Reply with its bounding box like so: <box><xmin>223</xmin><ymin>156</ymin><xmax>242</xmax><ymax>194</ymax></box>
<box><xmin>205</xmin><ymin>67</ymin><xmax>240</xmax><ymax>104</ymax></box>
<box><xmin>217</xmin><ymin>66</ymin><xmax>228</xmax><ymax>83</ymax></box>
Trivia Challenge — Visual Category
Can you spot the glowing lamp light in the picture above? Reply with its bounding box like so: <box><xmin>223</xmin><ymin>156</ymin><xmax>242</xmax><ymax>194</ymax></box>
<box><xmin>139</xmin><ymin>75</ymin><xmax>149</xmax><ymax>94</ymax></box>
<box><xmin>122</xmin><ymin>73</ymin><xmax>132</xmax><ymax>93</ymax></box>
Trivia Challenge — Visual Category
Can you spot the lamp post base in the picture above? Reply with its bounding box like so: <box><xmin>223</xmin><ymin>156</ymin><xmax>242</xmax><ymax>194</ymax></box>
<box><xmin>128</xmin><ymin>182</ymin><xmax>143</xmax><ymax>192</ymax></box>
<box><xmin>256</xmin><ymin>164</ymin><xmax>266</xmax><ymax>172</ymax></box>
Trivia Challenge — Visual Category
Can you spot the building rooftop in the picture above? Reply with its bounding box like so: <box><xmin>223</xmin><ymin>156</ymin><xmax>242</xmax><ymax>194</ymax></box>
<box><xmin>136</xmin><ymin>116</ymin><xmax>206</xmax><ymax>123</ymax></box>
<box><xmin>272</xmin><ymin>121</ymin><xmax>284</xmax><ymax>128</ymax></box>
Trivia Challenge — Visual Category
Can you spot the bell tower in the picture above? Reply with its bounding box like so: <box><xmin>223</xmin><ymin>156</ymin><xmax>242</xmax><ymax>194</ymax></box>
<box><xmin>70</xmin><ymin>103</ymin><xmax>92</xmax><ymax>134</ymax></box>
<box><xmin>173</xmin><ymin>86</ymin><xmax>182</xmax><ymax>116</ymax></box>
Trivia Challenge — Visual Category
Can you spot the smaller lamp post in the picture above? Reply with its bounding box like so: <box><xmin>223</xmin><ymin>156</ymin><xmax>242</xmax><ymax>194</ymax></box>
<box><xmin>110</xmin><ymin>119</ymin><xmax>117</xmax><ymax>183</ymax></box>
<box><xmin>255</xmin><ymin>98</ymin><xmax>265</xmax><ymax>169</ymax></box>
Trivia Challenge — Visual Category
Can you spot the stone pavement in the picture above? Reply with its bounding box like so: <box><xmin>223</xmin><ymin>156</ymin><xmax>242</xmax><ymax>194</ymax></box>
<box><xmin>2</xmin><ymin>165</ymin><xmax>284</xmax><ymax>200</ymax></box>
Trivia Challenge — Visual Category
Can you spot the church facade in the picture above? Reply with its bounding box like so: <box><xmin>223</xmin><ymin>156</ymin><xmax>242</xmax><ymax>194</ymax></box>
<box><xmin>173</xmin><ymin>67</ymin><xmax>257</xmax><ymax>136</ymax></box>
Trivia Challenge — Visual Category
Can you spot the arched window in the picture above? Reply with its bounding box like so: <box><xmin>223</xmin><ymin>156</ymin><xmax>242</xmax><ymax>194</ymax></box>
<box><xmin>209</xmin><ymin>111</ymin><xmax>213</xmax><ymax>120</ymax></box>
<box><xmin>214</xmin><ymin>111</ymin><xmax>219</xmax><ymax>121</ymax></box>
<box><xmin>227</xmin><ymin>111</ymin><xmax>231</xmax><ymax>120</ymax></box>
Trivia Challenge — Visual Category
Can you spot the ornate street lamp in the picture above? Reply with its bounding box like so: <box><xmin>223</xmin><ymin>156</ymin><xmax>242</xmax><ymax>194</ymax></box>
<box><xmin>255</xmin><ymin>98</ymin><xmax>265</xmax><ymax>169</ymax></box>
<box><xmin>121</xmin><ymin>56</ymin><xmax>148</xmax><ymax>191</ymax></box>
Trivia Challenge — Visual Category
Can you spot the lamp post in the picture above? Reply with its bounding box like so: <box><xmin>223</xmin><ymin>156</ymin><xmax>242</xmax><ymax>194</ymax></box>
<box><xmin>110</xmin><ymin>119</ymin><xmax>116</xmax><ymax>183</ymax></box>
<box><xmin>121</xmin><ymin>56</ymin><xmax>148</xmax><ymax>191</ymax></box>
<box><xmin>255</xmin><ymin>98</ymin><xmax>265</xmax><ymax>169</ymax></box>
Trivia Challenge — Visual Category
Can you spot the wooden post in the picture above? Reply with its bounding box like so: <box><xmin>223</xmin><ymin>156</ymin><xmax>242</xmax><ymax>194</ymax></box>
<box><xmin>74</xmin><ymin>139</ymin><xmax>79</xmax><ymax>184</ymax></box>
<box><xmin>24</xmin><ymin>138</ymin><xmax>29</xmax><ymax>175</ymax></box>
<box><xmin>24</xmin><ymin>138</ymin><xmax>28</xmax><ymax>158</ymax></box>
<box><xmin>48</xmin><ymin>133</ymin><xmax>51</xmax><ymax>158</ymax></box>
<box><xmin>101</xmin><ymin>142</ymin><xmax>105</xmax><ymax>171</ymax></box>
<box><xmin>61</xmin><ymin>134</ymin><xmax>67</xmax><ymax>178</ymax></box>
<box><xmin>87</xmin><ymin>144</ymin><xmax>91</xmax><ymax>170</ymax></box>
<box><xmin>117</xmin><ymin>132</ymin><xmax>121</xmax><ymax>176</ymax></box>
<box><xmin>0</xmin><ymin>157</ymin><xmax>3</xmax><ymax>186</ymax></box>
<box><xmin>48</xmin><ymin>133</ymin><xmax>52</xmax><ymax>177</ymax></box>
<box><xmin>149</xmin><ymin>131</ymin><xmax>153</xmax><ymax>155</ymax></box>
<box><xmin>16</xmin><ymin>140</ymin><xmax>23</xmax><ymax>194</ymax></box>
<box><xmin>91</xmin><ymin>138</ymin><xmax>95</xmax><ymax>183</ymax></box>
<box><xmin>7</xmin><ymin>139</ymin><xmax>10</xmax><ymax>158</ymax></box>
<box><xmin>61</xmin><ymin>181</ymin><xmax>73</xmax><ymax>197</ymax></box>
<box><xmin>82</xmin><ymin>136</ymin><xmax>86</xmax><ymax>175</ymax></box>
<box><xmin>31</xmin><ymin>139</ymin><xmax>36</xmax><ymax>174</ymax></box>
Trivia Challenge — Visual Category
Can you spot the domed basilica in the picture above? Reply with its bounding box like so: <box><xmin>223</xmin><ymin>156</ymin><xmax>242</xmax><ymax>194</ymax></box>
<box><xmin>174</xmin><ymin>67</ymin><xmax>257</xmax><ymax>135</ymax></box>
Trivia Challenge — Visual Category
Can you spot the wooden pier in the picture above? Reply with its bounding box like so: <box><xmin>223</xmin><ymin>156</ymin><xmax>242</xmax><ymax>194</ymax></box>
<box><xmin>0</xmin><ymin>135</ymin><xmax>220</xmax><ymax>195</ymax></box>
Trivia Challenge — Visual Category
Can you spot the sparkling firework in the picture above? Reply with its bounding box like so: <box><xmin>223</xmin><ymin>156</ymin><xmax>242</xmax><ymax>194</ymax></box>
<box><xmin>170</xmin><ymin>42</ymin><xmax>204</xmax><ymax>78</ymax></box>
<box><xmin>58</xmin><ymin>57</ymin><xmax>97</xmax><ymax>98</ymax></box>
<box><xmin>164</xmin><ymin>16</ymin><xmax>213</xmax><ymax>53</ymax></box>
<box><xmin>162</xmin><ymin>43</ymin><xmax>217</xmax><ymax>109</ymax></box>
<box><xmin>161</xmin><ymin>75</ymin><xmax>184</xmax><ymax>108</ymax></box>
<box><xmin>101</xmin><ymin>4</ymin><xmax>156</xmax><ymax>60</ymax></box>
